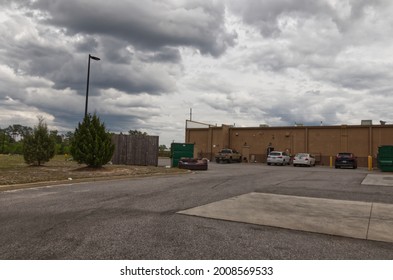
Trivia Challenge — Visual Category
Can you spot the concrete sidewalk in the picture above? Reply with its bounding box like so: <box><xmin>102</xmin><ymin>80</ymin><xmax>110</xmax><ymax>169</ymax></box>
<box><xmin>362</xmin><ymin>174</ymin><xmax>393</xmax><ymax>186</ymax></box>
<box><xmin>178</xmin><ymin>192</ymin><xmax>393</xmax><ymax>243</ymax></box>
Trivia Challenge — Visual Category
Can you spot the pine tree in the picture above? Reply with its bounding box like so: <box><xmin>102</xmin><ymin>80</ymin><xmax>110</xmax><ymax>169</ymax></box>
<box><xmin>23</xmin><ymin>117</ymin><xmax>55</xmax><ymax>166</ymax></box>
<box><xmin>70</xmin><ymin>113</ymin><xmax>115</xmax><ymax>168</ymax></box>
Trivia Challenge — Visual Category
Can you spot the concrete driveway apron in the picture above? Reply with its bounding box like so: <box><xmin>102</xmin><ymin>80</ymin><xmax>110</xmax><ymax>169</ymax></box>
<box><xmin>178</xmin><ymin>192</ymin><xmax>393</xmax><ymax>243</ymax></box>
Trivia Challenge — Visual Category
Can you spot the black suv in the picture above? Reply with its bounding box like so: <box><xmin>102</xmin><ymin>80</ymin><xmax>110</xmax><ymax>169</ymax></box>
<box><xmin>335</xmin><ymin>152</ymin><xmax>357</xmax><ymax>169</ymax></box>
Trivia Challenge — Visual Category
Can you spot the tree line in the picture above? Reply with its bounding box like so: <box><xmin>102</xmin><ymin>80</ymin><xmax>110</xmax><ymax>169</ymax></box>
<box><xmin>0</xmin><ymin>124</ymin><xmax>73</xmax><ymax>155</ymax></box>
<box><xmin>0</xmin><ymin>125</ymin><xmax>170</xmax><ymax>156</ymax></box>
<box><xmin>6</xmin><ymin>114</ymin><xmax>115</xmax><ymax>167</ymax></box>
<box><xmin>1</xmin><ymin>115</ymin><xmax>170</xmax><ymax>167</ymax></box>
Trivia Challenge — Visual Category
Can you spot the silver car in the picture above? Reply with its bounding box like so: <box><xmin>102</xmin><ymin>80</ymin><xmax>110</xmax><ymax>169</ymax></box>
<box><xmin>293</xmin><ymin>153</ymin><xmax>316</xmax><ymax>167</ymax></box>
<box><xmin>267</xmin><ymin>151</ymin><xmax>290</xmax><ymax>166</ymax></box>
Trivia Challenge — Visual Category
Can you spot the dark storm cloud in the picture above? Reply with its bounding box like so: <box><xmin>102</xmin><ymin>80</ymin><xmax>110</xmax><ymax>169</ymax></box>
<box><xmin>0</xmin><ymin>21</ymin><xmax>71</xmax><ymax>79</ymax></box>
<box><xmin>227</xmin><ymin>0</ymin><xmax>393</xmax><ymax>102</ymax></box>
<box><xmin>140</xmin><ymin>47</ymin><xmax>182</xmax><ymax>64</ymax></box>
<box><xmin>101</xmin><ymin>114</ymin><xmax>155</xmax><ymax>134</ymax></box>
<box><xmin>0</xmin><ymin>19</ymin><xmax>176</xmax><ymax>97</ymax></box>
<box><xmin>323</xmin><ymin>66</ymin><xmax>393</xmax><ymax>91</ymax></box>
<box><xmin>28</xmin><ymin>0</ymin><xmax>237</xmax><ymax>57</ymax></box>
<box><xmin>264</xmin><ymin>97</ymin><xmax>346</xmax><ymax>126</ymax></box>
<box><xmin>64</xmin><ymin>42</ymin><xmax>177</xmax><ymax>95</ymax></box>
<box><xmin>96</xmin><ymin>67</ymin><xmax>176</xmax><ymax>96</ymax></box>
<box><xmin>228</xmin><ymin>0</ymin><xmax>388</xmax><ymax>37</ymax></box>
<box><xmin>3</xmin><ymin>0</ymin><xmax>393</xmax><ymax>144</ymax></box>
<box><xmin>2</xmin><ymin>0</ymin><xmax>237</xmax><ymax>99</ymax></box>
<box><xmin>100</xmin><ymin>37</ymin><xmax>133</xmax><ymax>65</ymax></box>
<box><xmin>228</xmin><ymin>0</ymin><xmax>334</xmax><ymax>37</ymax></box>
<box><xmin>74</xmin><ymin>36</ymin><xmax>99</xmax><ymax>53</ymax></box>
<box><xmin>306</xmin><ymin>60</ymin><xmax>393</xmax><ymax>92</ymax></box>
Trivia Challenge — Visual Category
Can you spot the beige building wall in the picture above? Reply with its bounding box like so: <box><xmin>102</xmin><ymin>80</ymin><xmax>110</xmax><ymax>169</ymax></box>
<box><xmin>186</xmin><ymin>124</ymin><xmax>393</xmax><ymax>167</ymax></box>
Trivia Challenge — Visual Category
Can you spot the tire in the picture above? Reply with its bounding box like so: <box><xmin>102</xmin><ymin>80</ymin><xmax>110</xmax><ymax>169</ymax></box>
<box><xmin>267</xmin><ymin>162</ymin><xmax>271</xmax><ymax>166</ymax></box>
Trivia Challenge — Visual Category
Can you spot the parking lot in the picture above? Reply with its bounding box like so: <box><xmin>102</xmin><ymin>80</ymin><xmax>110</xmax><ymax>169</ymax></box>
<box><xmin>1</xmin><ymin>161</ymin><xmax>393</xmax><ymax>259</ymax></box>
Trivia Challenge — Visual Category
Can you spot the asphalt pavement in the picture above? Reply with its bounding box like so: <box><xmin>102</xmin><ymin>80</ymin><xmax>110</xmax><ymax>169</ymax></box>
<box><xmin>1</xmin><ymin>162</ymin><xmax>393</xmax><ymax>259</ymax></box>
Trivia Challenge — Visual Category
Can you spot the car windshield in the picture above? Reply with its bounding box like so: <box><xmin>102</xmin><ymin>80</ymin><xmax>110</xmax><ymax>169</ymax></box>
<box><xmin>338</xmin><ymin>153</ymin><xmax>352</xmax><ymax>158</ymax></box>
<box><xmin>296</xmin><ymin>153</ymin><xmax>307</xmax><ymax>158</ymax></box>
<box><xmin>269</xmin><ymin>152</ymin><xmax>281</xmax><ymax>156</ymax></box>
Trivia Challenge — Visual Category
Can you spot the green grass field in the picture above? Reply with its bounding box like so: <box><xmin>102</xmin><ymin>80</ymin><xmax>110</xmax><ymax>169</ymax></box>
<box><xmin>0</xmin><ymin>154</ymin><xmax>76</xmax><ymax>168</ymax></box>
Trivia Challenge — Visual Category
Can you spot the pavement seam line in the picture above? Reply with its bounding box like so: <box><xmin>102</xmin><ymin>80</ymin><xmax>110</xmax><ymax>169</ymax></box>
<box><xmin>365</xmin><ymin>202</ymin><xmax>374</xmax><ymax>240</ymax></box>
<box><xmin>211</xmin><ymin>179</ymin><xmax>231</xmax><ymax>189</ymax></box>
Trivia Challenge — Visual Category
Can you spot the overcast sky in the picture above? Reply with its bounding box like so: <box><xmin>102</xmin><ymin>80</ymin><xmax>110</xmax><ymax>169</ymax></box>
<box><xmin>1</xmin><ymin>0</ymin><xmax>393</xmax><ymax>145</ymax></box>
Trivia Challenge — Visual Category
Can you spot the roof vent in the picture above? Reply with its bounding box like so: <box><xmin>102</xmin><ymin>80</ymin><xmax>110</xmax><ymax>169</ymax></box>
<box><xmin>361</xmin><ymin>120</ymin><xmax>372</xmax><ymax>125</ymax></box>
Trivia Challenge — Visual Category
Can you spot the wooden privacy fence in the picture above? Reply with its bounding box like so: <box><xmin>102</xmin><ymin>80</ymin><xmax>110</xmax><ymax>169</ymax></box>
<box><xmin>111</xmin><ymin>134</ymin><xmax>159</xmax><ymax>166</ymax></box>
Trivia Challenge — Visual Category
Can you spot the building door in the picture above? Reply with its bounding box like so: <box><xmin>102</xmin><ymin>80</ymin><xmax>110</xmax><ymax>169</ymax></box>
<box><xmin>241</xmin><ymin>146</ymin><xmax>250</xmax><ymax>162</ymax></box>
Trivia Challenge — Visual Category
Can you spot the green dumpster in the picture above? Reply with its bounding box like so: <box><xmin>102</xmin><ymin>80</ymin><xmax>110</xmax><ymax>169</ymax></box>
<box><xmin>377</xmin><ymin>145</ymin><xmax>393</xmax><ymax>172</ymax></box>
<box><xmin>171</xmin><ymin>143</ymin><xmax>194</xmax><ymax>167</ymax></box>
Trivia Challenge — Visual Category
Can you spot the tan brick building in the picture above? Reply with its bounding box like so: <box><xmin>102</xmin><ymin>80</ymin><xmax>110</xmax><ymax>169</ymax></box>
<box><xmin>185</xmin><ymin>121</ymin><xmax>393</xmax><ymax>167</ymax></box>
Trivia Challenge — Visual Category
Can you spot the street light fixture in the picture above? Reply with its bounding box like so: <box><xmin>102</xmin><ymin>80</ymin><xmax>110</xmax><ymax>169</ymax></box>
<box><xmin>85</xmin><ymin>54</ymin><xmax>101</xmax><ymax>117</ymax></box>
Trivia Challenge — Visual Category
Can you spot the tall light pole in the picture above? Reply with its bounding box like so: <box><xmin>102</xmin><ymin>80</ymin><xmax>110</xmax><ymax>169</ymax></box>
<box><xmin>85</xmin><ymin>54</ymin><xmax>100</xmax><ymax>117</ymax></box>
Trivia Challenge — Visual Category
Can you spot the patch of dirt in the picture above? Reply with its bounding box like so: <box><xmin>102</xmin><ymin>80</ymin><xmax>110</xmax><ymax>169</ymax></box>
<box><xmin>0</xmin><ymin>155</ymin><xmax>186</xmax><ymax>187</ymax></box>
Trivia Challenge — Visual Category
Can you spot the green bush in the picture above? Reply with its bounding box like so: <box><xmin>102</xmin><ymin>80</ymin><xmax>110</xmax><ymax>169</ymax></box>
<box><xmin>23</xmin><ymin>118</ymin><xmax>55</xmax><ymax>166</ymax></box>
<box><xmin>70</xmin><ymin>113</ymin><xmax>115</xmax><ymax>168</ymax></box>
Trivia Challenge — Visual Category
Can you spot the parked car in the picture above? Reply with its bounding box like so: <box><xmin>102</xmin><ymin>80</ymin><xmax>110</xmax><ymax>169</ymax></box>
<box><xmin>335</xmin><ymin>152</ymin><xmax>357</xmax><ymax>169</ymax></box>
<box><xmin>267</xmin><ymin>151</ymin><xmax>290</xmax><ymax>166</ymax></box>
<box><xmin>178</xmin><ymin>158</ymin><xmax>208</xmax><ymax>170</ymax></box>
<box><xmin>293</xmin><ymin>153</ymin><xmax>316</xmax><ymax>167</ymax></box>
